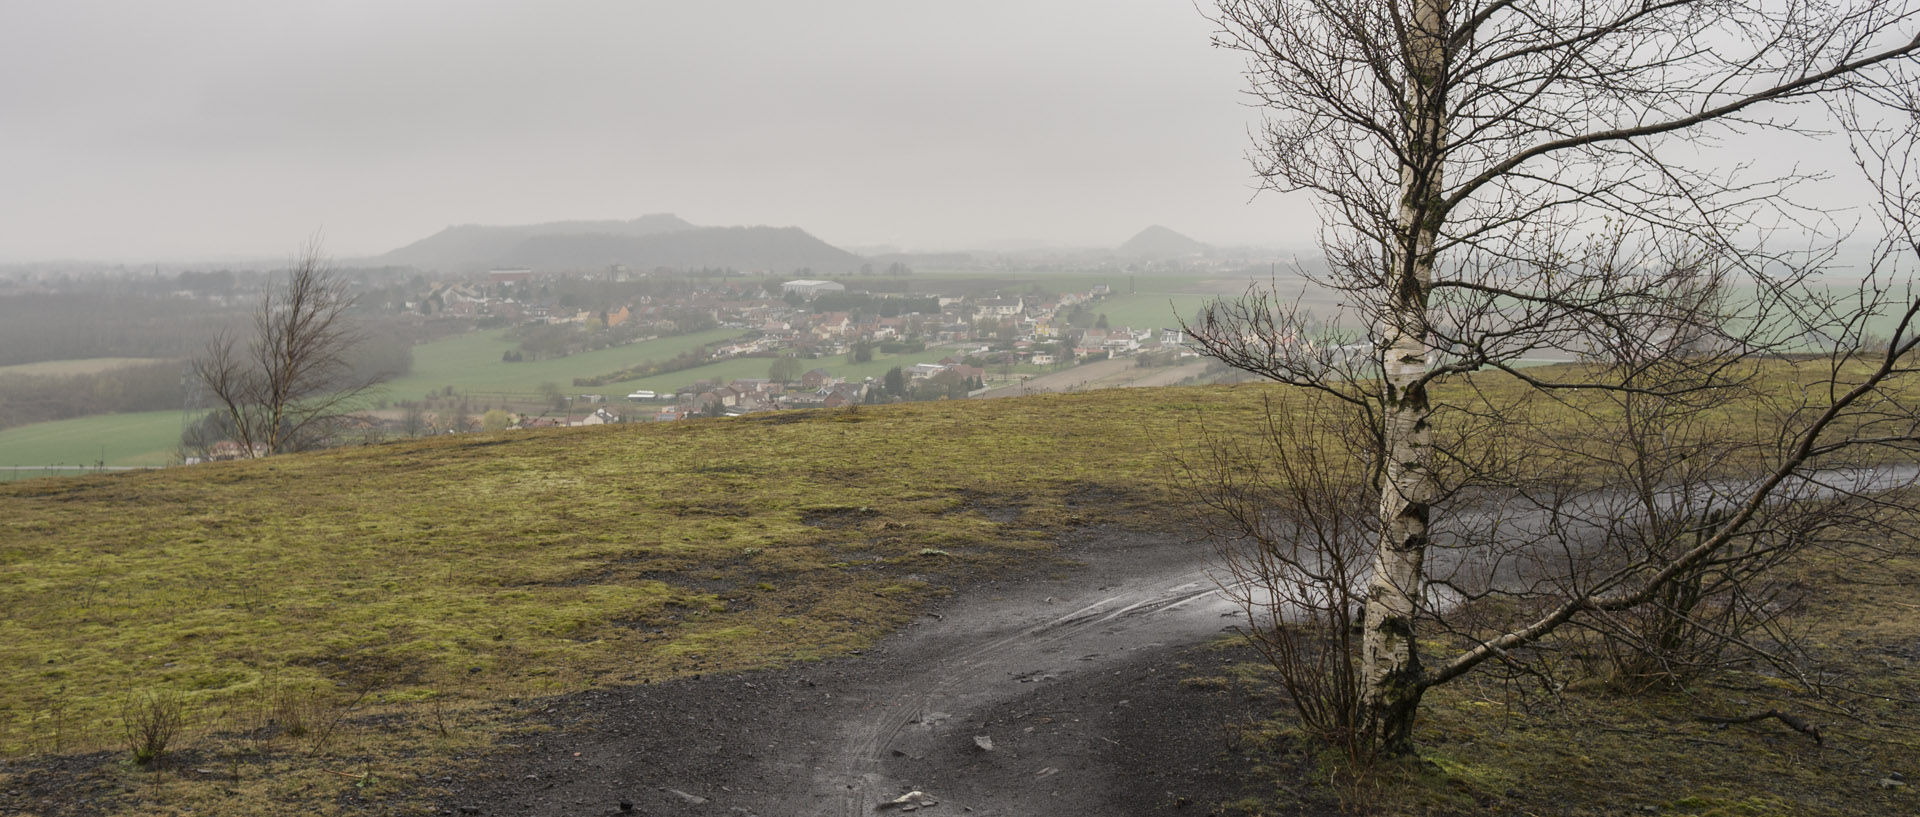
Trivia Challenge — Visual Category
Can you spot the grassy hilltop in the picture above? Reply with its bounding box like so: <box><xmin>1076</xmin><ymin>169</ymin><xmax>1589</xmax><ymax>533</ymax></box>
<box><xmin>0</xmin><ymin>384</ymin><xmax>1264</xmax><ymax>811</ymax></box>
<box><xmin>4</xmin><ymin>374</ymin><xmax>1917</xmax><ymax>817</ymax></box>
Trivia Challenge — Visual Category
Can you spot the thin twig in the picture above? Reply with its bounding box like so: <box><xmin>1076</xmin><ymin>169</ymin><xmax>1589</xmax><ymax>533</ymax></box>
<box><xmin>1696</xmin><ymin>709</ymin><xmax>1823</xmax><ymax>744</ymax></box>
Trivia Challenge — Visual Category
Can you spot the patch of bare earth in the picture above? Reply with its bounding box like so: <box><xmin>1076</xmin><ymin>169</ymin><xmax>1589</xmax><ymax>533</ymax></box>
<box><xmin>427</xmin><ymin>526</ymin><xmax>1279</xmax><ymax>817</ymax></box>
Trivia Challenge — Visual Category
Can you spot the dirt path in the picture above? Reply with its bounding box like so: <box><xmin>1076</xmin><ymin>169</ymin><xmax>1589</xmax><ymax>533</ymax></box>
<box><xmin>435</xmin><ymin>527</ymin><xmax>1269</xmax><ymax>816</ymax></box>
<box><xmin>816</xmin><ymin>532</ymin><xmax>1244</xmax><ymax>816</ymax></box>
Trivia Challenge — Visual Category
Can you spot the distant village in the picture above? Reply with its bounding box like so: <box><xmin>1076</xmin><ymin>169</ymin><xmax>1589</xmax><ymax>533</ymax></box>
<box><xmin>0</xmin><ymin>222</ymin><xmax>1260</xmax><ymax>468</ymax></box>
<box><xmin>393</xmin><ymin>268</ymin><xmax>1195</xmax><ymax>432</ymax></box>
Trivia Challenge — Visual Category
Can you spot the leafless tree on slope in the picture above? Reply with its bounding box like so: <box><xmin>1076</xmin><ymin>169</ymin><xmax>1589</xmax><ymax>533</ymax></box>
<box><xmin>194</xmin><ymin>241</ymin><xmax>385</xmax><ymax>457</ymax></box>
<box><xmin>1188</xmin><ymin>0</ymin><xmax>1920</xmax><ymax>755</ymax></box>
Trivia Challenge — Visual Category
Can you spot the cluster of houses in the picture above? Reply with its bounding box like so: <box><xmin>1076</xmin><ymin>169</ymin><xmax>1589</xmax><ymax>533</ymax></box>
<box><xmin>417</xmin><ymin>279</ymin><xmax>650</xmax><ymax>329</ymax></box>
<box><xmin>358</xmin><ymin>271</ymin><xmax>1195</xmax><ymax>436</ymax></box>
<box><xmin>587</xmin><ymin>357</ymin><xmax>993</xmax><ymax>423</ymax></box>
<box><xmin>403</xmin><ymin>271</ymin><xmax>1161</xmax><ymax>364</ymax></box>
<box><xmin>516</xmin><ymin>406</ymin><xmax>625</xmax><ymax>429</ymax></box>
<box><xmin>655</xmin><ymin>376</ymin><xmax>872</xmax><ymax>421</ymax></box>
<box><xmin>166</xmin><ymin>266</ymin><xmax>1220</xmax><ymax>462</ymax></box>
<box><xmin>458</xmin><ymin>352</ymin><xmax>996</xmax><ymax>430</ymax></box>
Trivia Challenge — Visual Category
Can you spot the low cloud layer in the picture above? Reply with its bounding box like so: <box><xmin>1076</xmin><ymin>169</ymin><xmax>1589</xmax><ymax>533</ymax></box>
<box><xmin>0</xmin><ymin>1</ymin><xmax>1310</xmax><ymax>262</ymax></box>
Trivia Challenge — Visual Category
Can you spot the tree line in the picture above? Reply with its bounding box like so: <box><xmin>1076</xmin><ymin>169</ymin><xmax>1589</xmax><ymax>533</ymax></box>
<box><xmin>0</xmin><ymin>326</ymin><xmax>413</xmax><ymax>433</ymax></box>
<box><xmin>0</xmin><ymin>360</ymin><xmax>184</xmax><ymax>431</ymax></box>
<box><xmin>0</xmin><ymin>293</ymin><xmax>242</xmax><ymax>367</ymax></box>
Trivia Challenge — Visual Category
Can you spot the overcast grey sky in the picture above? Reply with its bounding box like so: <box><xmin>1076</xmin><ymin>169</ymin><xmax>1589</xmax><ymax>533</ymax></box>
<box><xmin>0</xmin><ymin>1</ymin><xmax>1321</xmax><ymax>262</ymax></box>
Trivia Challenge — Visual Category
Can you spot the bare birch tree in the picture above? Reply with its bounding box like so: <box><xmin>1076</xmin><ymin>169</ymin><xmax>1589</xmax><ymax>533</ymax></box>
<box><xmin>1191</xmin><ymin>0</ymin><xmax>1920</xmax><ymax>755</ymax></box>
<box><xmin>193</xmin><ymin>241</ymin><xmax>384</xmax><ymax>457</ymax></box>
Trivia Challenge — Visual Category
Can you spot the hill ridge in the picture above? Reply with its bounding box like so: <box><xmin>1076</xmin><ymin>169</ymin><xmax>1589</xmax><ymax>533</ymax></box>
<box><xmin>496</xmin><ymin>225</ymin><xmax>864</xmax><ymax>273</ymax></box>
<box><xmin>379</xmin><ymin>214</ymin><xmax>698</xmax><ymax>271</ymax></box>
<box><xmin>1118</xmin><ymin>225</ymin><xmax>1211</xmax><ymax>257</ymax></box>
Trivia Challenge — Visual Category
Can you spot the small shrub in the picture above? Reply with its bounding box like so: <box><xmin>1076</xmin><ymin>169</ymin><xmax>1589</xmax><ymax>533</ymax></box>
<box><xmin>121</xmin><ymin>689</ymin><xmax>186</xmax><ymax>765</ymax></box>
<box><xmin>270</xmin><ymin>684</ymin><xmax>318</xmax><ymax>738</ymax></box>
<box><xmin>1584</xmin><ymin>509</ymin><xmax>1802</xmax><ymax>691</ymax></box>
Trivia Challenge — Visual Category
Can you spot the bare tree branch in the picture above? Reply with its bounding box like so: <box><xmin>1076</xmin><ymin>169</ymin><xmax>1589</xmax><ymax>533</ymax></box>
<box><xmin>1193</xmin><ymin>0</ymin><xmax>1920</xmax><ymax>756</ymax></box>
<box><xmin>192</xmin><ymin>240</ymin><xmax>385</xmax><ymax>457</ymax></box>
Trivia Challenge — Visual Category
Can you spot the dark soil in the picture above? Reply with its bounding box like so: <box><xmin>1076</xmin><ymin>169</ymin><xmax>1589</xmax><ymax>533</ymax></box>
<box><xmin>430</xmin><ymin>526</ymin><xmax>1280</xmax><ymax>817</ymax></box>
<box><xmin>434</xmin><ymin>639</ymin><xmax>1270</xmax><ymax>817</ymax></box>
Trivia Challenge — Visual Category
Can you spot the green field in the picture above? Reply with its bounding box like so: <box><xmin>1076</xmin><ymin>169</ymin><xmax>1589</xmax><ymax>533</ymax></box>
<box><xmin>390</xmin><ymin>327</ymin><xmax>963</xmax><ymax>400</ymax></box>
<box><xmin>383</xmin><ymin>327</ymin><xmax>743</xmax><ymax>398</ymax></box>
<box><xmin>1083</xmin><ymin>292</ymin><xmax>1216</xmax><ymax>332</ymax></box>
<box><xmin>0</xmin><ymin>410</ymin><xmax>182</xmax><ymax>469</ymax></box>
<box><xmin>0</xmin><ymin>331</ymin><xmax>751</xmax><ymax>467</ymax></box>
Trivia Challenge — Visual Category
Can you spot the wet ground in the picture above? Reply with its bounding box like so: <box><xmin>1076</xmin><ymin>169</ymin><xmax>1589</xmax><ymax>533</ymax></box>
<box><xmin>435</xmin><ymin>526</ymin><xmax>1279</xmax><ymax>817</ymax></box>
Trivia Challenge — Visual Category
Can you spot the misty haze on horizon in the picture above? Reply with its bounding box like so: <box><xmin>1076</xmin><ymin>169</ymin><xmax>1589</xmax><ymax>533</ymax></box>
<box><xmin>0</xmin><ymin>1</ymin><xmax>1325</xmax><ymax>265</ymax></box>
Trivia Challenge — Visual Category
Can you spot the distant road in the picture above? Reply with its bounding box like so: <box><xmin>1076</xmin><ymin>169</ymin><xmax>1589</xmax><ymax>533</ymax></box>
<box><xmin>975</xmin><ymin>358</ymin><xmax>1210</xmax><ymax>399</ymax></box>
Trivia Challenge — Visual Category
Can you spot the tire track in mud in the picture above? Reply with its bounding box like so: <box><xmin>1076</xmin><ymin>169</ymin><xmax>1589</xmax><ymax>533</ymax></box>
<box><xmin>817</xmin><ymin>558</ymin><xmax>1243</xmax><ymax>816</ymax></box>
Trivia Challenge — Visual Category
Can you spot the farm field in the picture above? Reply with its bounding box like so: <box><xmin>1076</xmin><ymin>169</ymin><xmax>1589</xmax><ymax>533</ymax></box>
<box><xmin>0</xmin><ymin>331</ymin><xmax>751</xmax><ymax>467</ymax></box>
<box><xmin>383</xmin><ymin>327</ymin><xmax>743</xmax><ymax>399</ymax></box>
<box><xmin>0</xmin><ymin>410</ymin><xmax>182</xmax><ymax>470</ymax></box>
<box><xmin>389</xmin><ymin>326</ymin><xmax>966</xmax><ymax>400</ymax></box>
<box><xmin>1081</xmin><ymin>292</ymin><xmax>1215</xmax><ymax>332</ymax></box>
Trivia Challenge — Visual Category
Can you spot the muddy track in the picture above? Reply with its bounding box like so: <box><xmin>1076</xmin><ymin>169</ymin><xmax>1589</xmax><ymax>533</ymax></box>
<box><xmin>820</xmin><ymin>555</ymin><xmax>1242</xmax><ymax>815</ymax></box>
<box><xmin>428</xmin><ymin>528</ymin><xmax>1260</xmax><ymax>817</ymax></box>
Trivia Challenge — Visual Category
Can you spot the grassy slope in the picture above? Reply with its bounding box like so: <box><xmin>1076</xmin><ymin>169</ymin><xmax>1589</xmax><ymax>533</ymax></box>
<box><xmin>0</xmin><ymin>387</ymin><xmax>1262</xmax><ymax>773</ymax></box>
<box><xmin>7</xmin><ymin>358</ymin><xmax>1914</xmax><ymax>815</ymax></box>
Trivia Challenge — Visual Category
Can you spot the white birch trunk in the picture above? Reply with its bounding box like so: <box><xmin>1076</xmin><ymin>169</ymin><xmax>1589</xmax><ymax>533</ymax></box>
<box><xmin>1359</xmin><ymin>0</ymin><xmax>1449</xmax><ymax>755</ymax></box>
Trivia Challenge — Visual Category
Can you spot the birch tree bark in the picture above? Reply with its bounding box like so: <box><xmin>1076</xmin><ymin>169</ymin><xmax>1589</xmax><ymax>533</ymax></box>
<box><xmin>1362</xmin><ymin>0</ymin><xmax>1449</xmax><ymax>754</ymax></box>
